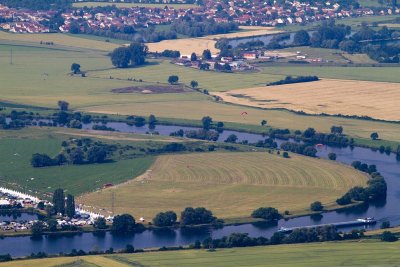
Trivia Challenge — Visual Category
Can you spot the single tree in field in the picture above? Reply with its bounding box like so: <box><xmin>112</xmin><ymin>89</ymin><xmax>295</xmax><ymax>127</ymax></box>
<box><xmin>57</xmin><ymin>100</ymin><xmax>69</xmax><ymax>111</ymax></box>
<box><xmin>201</xmin><ymin>116</ymin><xmax>213</xmax><ymax>130</ymax></box>
<box><xmin>190</xmin><ymin>80</ymin><xmax>198</xmax><ymax>88</ymax></box>
<box><xmin>202</xmin><ymin>49</ymin><xmax>212</xmax><ymax>60</ymax></box>
<box><xmin>261</xmin><ymin>120</ymin><xmax>267</xmax><ymax>126</ymax></box>
<box><xmin>370</xmin><ymin>132</ymin><xmax>379</xmax><ymax>140</ymax></box>
<box><xmin>168</xmin><ymin>75</ymin><xmax>179</xmax><ymax>84</ymax></box>
<box><xmin>110</xmin><ymin>47</ymin><xmax>131</xmax><ymax>68</ymax></box>
<box><xmin>190</xmin><ymin>52</ymin><xmax>197</xmax><ymax>61</ymax></box>
<box><xmin>70</xmin><ymin>63</ymin><xmax>81</xmax><ymax>74</ymax></box>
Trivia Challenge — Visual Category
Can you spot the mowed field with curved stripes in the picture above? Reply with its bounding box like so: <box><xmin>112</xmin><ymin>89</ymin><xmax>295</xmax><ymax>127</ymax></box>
<box><xmin>81</xmin><ymin>152</ymin><xmax>367</xmax><ymax>220</ymax></box>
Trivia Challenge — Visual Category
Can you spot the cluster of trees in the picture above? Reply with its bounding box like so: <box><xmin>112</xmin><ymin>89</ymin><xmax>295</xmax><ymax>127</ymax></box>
<box><xmin>126</xmin><ymin>115</ymin><xmax>152</xmax><ymax>127</ymax></box>
<box><xmin>159</xmin><ymin>50</ymin><xmax>181</xmax><ymax>58</ymax></box>
<box><xmin>31</xmin><ymin>153</ymin><xmax>66</xmax><ymax>168</ymax></box>
<box><xmin>51</xmin><ymin>188</ymin><xmax>75</xmax><ymax>217</ymax></box>
<box><xmin>152</xmin><ymin>207</ymin><xmax>218</xmax><ymax>227</ymax></box>
<box><xmin>237</xmin><ymin>40</ymin><xmax>265</xmax><ymax>50</ymax></box>
<box><xmin>299</xmin><ymin>127</ymin><xmax>351</xmax><ymax>147</ymax></box>
<box><xmin>303</xmin><ymin>21</ymin><xmax>400</xmax><ymax>63</ymax></box>
<box><xmin>197</xmin><ymin>225</ymin><xmax>355</xmax><ymax>250</ymax></box>
<box><xmin>280</xmin><ymin>142</ymin><xmax>317</xmax><ymax>157</ymax></box>
<box><xmin>110</xmin><ymin>43</ymin><xmax>148</xmax><ymax>68</ymax></box>
<box><xmin>351</xmin><ymin>161</ymin><xmax>377</xmax><ymax>174</ymax></box>
<box><xmin>111</xmin><ymin>214</ymin><xmax>144</xmax><ymax>234</ymax></box>
<box><xmin>267</xmin><ymin>76</ymin><xmax>319</xmax><ymax>86</ymax></box>
<box><xmin>214</xmin><ymin>62</ymin><xmax>232</xmax><ymax>72</ymax></box>
<box><xmin>185</xmin><ymin>129</ymin><xmax>219</xmax><ymax>141</ymax></box>
<box><xmin>251</xmin><ymin>207</ymin><xmax>282</xmax><ymax>221</ymax></box>
<box><xmin>266</xmin><ymin>33</ymin><xmax>291</xmax><ymax>49</ymax></box>
<box><xmin>31</xmin><ymin>139</ymin><xmax>113</xmax><ymax>168</ymax></box>
<box><xmin>152</xmin><ymin>211</ymin><xmax>177</xmax><ymax>227</ymax></box>
<box><xmin>180</xmin><ymin>207</ymin><xmax>217</xmax><ymax>225</ymax></box>
<box><xmin>336</xmin><ymin>171</ymin><xmax>387</xmax><ymax>205</ymax></box>
<box><xmin>171</xmin><ymin>17</ymin><xmax>238</xmax><ymax>37</ymax></box>
<box><xmin>92</xmin><ymin>125</ymin><xmax>115</xmax><ymax>131</ymax></box>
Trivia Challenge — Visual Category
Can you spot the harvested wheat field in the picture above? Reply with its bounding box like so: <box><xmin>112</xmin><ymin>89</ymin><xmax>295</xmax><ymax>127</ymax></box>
<box><xmin>147</xmin><ymin>37</ymin><xmax>219</xmax><ymax>55</ymax></box>
<box><xmin>147</xmin><ymin>26</ymin><xmax>280</xmax><ymax>55</ymax></box>
<box><xmin>214</xmin><ymin>79</ymin><xmax>400</xmax><ymax>121</ymax></box>
<box><xmin>80</xmin><ymin>152</ymin><xmax>367</xmax><ymax>220</ymax></box>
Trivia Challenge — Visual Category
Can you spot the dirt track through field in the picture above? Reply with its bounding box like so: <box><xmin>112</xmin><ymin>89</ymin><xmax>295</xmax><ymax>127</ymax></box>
<box><xmin>214</xmin><ymin>79</ymin><xmax>400</xmax><ymax>121</ymax></box>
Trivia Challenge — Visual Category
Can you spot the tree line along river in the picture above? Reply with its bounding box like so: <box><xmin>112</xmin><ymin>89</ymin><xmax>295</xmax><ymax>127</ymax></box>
<box><xmin>0</xmin><ymin>121</ymin><xmax>399</xmax><ymax>257</ymax></box>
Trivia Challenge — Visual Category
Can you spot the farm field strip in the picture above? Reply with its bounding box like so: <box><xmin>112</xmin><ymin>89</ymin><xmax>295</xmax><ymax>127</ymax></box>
<box><xmin>80</xmin><ymin>152</ymin><xmax>367</xmax><ymax>220</ymax></box>
<box><xmin>3</xmin><ymin>240</ymin><xmax>400</xmax><ymax>266</ymax></box>
<box><xmin>0</xmin><ymin>31</ymin><xmax>119</xmax><ymax>51</ymax></box>
<box><xmin>213</xmin><ymin>79</ymin><xmax>400</xmax><ymax>121</ymax></box>
<box><xmin>146</xmin><ymin>26</ymin><xmax>281</xmax><ymax>55</ymax></box>
<box><xmin>81</xmin><ymin>99</ymin><xmax>400</xmax><ymax>144</ymax></box>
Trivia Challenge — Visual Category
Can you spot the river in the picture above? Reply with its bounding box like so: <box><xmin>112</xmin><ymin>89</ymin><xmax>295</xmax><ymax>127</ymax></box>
<box><xmin>0</xmin><ymin>121</ymin><xmax>399</xmax><ymax>257</ymax></box>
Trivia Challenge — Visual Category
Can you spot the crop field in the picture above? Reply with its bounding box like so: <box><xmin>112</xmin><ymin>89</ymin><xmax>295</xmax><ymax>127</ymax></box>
<box><xmin>73</xmin><ymin>2</ymin><xmax>199</xmax><ymax>9</ymax></box>
<box><xmin>0</xmin><ymin>32</ymin><xmax>118</xmax><ymax>52</ymax></box>
<box><xmin>0</xmin><ymin>128</ymin><xmax>156</xmax><ymax>196</ymax></box>
<box><xmin>257</xmin><ymin>64</ymin><xmax>400</xmax><ymax>84</ymax></box>
<box><xmin>213</xmin><ymin>79</ymin><xmax>400</xmax><ymax>121</ymax></box>
<box><xmin>4</xmin><ymin>240</ymin><xmax>400</xmax><ymax>266</ymax></box>
<box><xmin>80</xmin><ymin>152</ymin><xmax>367</xmax><ymax>220</ymax></box>
<box><xmin>147</xmin><ymin>37</ymin><xmax>219</xmax><ymax>55</ymax></box>
<box><xmin>147</xmin><ymin>26</ymin><xmax>280</xmax><ymax>55</ymax></box>
<box><xmin>1</xmin><ymin>42</ymin><xmax>400</xmax><ymax>146</ymax></box>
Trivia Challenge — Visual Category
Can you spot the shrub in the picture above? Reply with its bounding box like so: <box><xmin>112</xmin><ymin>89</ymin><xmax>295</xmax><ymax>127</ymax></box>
<box><xmin>310</xmin><ymin>201</ymin><xmax>323</xmax><ymax>211</ymax></box>
<box><xmin>251</xmin><ymin>207</ymin><xmax>281</xmax><ymax>221</ymax></box>
<box><xmin>381</xmin><ymin>231</ymin><xmax>398</xmax><ymax>242</ymax></box>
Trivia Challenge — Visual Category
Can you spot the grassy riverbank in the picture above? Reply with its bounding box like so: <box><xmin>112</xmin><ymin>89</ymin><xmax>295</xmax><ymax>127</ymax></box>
<box><xmin>2</xmin><ymin>239</ymin><xmax>400</xmax><ymax>266</ymax></box>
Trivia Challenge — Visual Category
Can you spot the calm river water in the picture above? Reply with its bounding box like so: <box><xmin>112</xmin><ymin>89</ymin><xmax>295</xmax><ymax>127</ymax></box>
<box><xmin>0</xmin><ymin>121</ymin><xmax>399</xmax><ymax>256</ymax></box>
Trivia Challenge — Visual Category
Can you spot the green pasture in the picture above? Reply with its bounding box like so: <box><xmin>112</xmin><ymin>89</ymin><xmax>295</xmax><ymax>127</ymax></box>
<box><xmin>0</xmin><ymin>128</ymin><xmax>154</xmax><ymax>196</ymax></box>
<box><xmin>3</xmin><ymin>240</ymin><xmax>400</xmax><ymax>266</ymax></box>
